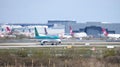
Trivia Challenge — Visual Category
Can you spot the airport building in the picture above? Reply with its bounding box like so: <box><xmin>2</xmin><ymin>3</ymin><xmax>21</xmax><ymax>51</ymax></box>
<box><xmin>0</xmin><ymin>20</ymin><xmax>120</xmax><ymax>38</ymax></box>
<box><xmin>0</xmin><ymin>23</ymin><xmax>64</xmax><ymax>35</ymax></box>
<box><xmin>47</xmin><ymin>20</ymin><xmax>120</xmax><ymax>38</ymax></box>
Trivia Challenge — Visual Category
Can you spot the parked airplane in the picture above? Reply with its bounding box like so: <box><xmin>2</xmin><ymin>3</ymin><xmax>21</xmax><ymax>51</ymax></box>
<box><xmin>58</xmin><ymin>26</ymin><xmax>73</xmax><ymax>39</ymax></box>
<box><xmin>59</xmin><ymin>33</ymin><xmax>72</xmax><ymax>39</ymax></box>
<box><xmin>2</xmin><ymin>26</ymin><xmax>33</xmax><ymax>38</ymax></box>
<box><xmin>34</xmin><ymin>27</ymin><xmax>61</xmax><ymax>45</ymax></box>
<box><xmin>74</xmin><ymin>32</ymin><xmax>87</xmax><ymax>39</ymax></box>
<box><xmin>44</xmin><ymin>26</ymin><xmax>72</xmax><ymax>39</ymax></box>
<box><xmin>8</xmin><ymin>27</ymin><xmax>34</xmax><ymax>37</ymax></box>
<box><xmin>1</xmin><ymin>26</ymin><xmax>16</xmax><ymax>38</ymax></box>
<box><xmin>102</xmin><ymin>28</ymin><xmax>120</xmax><ymax>39</ymax></box>
<box><xmin>70</xmin><ymin>26</ymin><xmax>87</xmax><ymax>39</ymax></box>
<box><xmin>59</xmin><ymin>26</ymin><xmax>88</xmax><ymax>39</ymax></box>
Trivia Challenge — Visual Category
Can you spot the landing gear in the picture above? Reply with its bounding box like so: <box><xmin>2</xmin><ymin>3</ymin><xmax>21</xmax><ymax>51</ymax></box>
<box><xmin>58</xmin><ymin>42</ymin><xmax>61</xmax><ymax>45</ymax></box>
<box><xmin>41</xmin><ymin>43</ymin><xmax>44</xmax><ymax>45</ymax></box>
<box><xmin>41</xmin><ymin>43</ymin><xmax>43</xmax><ymax>45</ymax></box>
<box><xmin>51</xmin><ymin>43</ymin><xmax>54</xmax><ymax>45</ymax></box>
<box><xmin>40</xmin><ymin>41</ymin><xmax>61</xmax><ymax>45</ymax></box>
<box><xmin>41</xmin><ymin>41</ymin><xmax>46</xmax><ymax>45</ymax></box>
<box><xmin>51</xmin><ymin>42</ymin><xmax>61</xmax><ymax>45</ymax></box>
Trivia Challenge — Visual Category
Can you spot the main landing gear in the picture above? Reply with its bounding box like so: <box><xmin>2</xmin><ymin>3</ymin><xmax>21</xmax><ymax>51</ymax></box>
<box><xmin>40</xmin><ymin>41</ymin><xmax>61</xmax><ymax>45</ymax></box>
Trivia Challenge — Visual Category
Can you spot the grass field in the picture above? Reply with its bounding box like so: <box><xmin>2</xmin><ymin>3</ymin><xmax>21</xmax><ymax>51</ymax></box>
<box><xmin>0</xmin><ymin>47</ymin><xmax>120</xmax><ymax>67</ymax></box>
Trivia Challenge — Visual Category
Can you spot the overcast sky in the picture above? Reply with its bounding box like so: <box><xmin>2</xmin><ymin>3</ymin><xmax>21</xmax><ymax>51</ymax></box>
<box><xmin>0</xmin><ymin>0</ymin><xmax>120</xmax><ymax>23</ymax></box>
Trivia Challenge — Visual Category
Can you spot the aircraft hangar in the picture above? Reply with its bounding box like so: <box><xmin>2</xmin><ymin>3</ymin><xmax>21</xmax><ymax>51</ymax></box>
<box><xmin>48</xmin><ymin>20</ymin><xmax>120</xmax><ymax>37</ymax></box>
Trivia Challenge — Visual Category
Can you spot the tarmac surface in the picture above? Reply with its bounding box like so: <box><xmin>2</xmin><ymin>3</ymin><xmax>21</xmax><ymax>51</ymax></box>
<box><xmin>0</xmin><ymin>39</ymin><xmax>120</xmax><ymax>48</ymax></box>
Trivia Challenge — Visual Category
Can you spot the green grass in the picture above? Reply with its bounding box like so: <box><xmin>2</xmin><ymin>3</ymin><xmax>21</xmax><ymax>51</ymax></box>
<box><xmin>0</xmin><ymin>47</ymin><xmax>120</xmax><ymax>67</ymax></box>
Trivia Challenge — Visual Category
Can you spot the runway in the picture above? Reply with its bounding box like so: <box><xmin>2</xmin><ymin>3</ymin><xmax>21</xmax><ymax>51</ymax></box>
<box><xmin>1</xmin><ymin>41</ymin><xmax>120</xmax><ymax>45</ymax></box>
<box><xmin>0</xmin><ymin>43</ymin><xmax>37</xmax><ymax>46</ymax></box>
<box><xmin>0</xmin><ymin>39</ymin><xmax>120</xmax><ymax>48</ymax></box>
<box><xmin>0</xmin><ymin>41</ymin><xmax>120</xmax><ymax>48</ymax></box>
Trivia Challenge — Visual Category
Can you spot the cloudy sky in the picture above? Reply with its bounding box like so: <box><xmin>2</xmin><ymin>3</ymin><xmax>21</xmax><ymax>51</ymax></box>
<box><xmin>0</xmin><ymin>0</ymin><xmax>120</xmax><ymax>23</ymax></box>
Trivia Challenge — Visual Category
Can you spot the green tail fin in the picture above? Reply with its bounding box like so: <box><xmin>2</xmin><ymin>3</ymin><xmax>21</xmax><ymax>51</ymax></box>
<box><xmin>34</xmin><ymin>27</ymin><xmax>39</xmax><ymax>36</ymax></box>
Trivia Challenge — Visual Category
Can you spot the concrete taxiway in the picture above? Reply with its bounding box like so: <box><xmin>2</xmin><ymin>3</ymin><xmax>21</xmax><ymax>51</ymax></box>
<box><xmin>0</xmin><ymin>45</ymin><xmax>120</xmax><ymax>48</ymax></box>
<box><xmin>0</xmin><ymin>41</ymin><xmax>120</xmax><ymax>45</ymax></box>
<box><xmin>0</xmin><ymin>41</ymin><xmax>120</xmax><ymax>49</ymax></box>
<box><xmin>0</xmin><ymin>39</ymin><xmax>120</xmax><ymax>48</ymax></box>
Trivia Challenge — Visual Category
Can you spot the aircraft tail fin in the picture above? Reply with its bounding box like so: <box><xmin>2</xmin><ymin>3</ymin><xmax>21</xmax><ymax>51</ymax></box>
<box><xmin>44</xmin><ymin>27</ymin><xmax>48</xmax><ymax>35</ymax></box>
<box><xmin>69</xmin><ymin>26</ymin><xmax>74</xmax><ymax>36</ymax></box>
<box><xmin>34</xmin><ymin>27</ymin><xmax>39</xmax><ymax>36</ymax></box>
<box><xmin>6</xmin><ymin>27</ymin><xmax>13</xmax><ymax>34</ymax></box>
<box><xmin>6</xmin><ymin>27</ymin><xmax>11</xmax><ymax>32</ymax></box>
<box><xmin>102</xmin><ymin>28</ymin><xmax>108</xmax><ymax>36</ymax></box>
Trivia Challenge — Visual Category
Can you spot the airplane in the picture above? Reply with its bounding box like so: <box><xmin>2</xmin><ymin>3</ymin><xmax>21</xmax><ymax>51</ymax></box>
<box><xmin>59</xmin><ymin>33</ymin><xmax>72</xmax><ymax>39</ymax></box>
<box><xmin>6</xmin><ymin>27</ymin><xmax>17</xmax><ymax>37</ymax></box>
<box><xmin>69</xmin><ymin>26</ymin><xmax>87</xmax><ymax>39</ymax></box>
<box><xmin>44</xmin><ymin>26</ymin><xmax>72</xmax><ymax>39</ymax></box>
<box><xmin>102</xmin><ymin>28</ymin><xmax>120</xmax><ymax>39</ymax></box>
<box><xmin>59</xmin><ymin>26</ymin><xmax>88</xmax><ymax>39</ymax></box>
<box><xmin>0</xmin><ymin>26</ymin><xmax>16</xmax><ymax>38</ymax></box>
<box><xmin>34</xmin><ymin>27</ymin><xmax>61</xmax><ymax>45</ymax></box>
<box><xmin>2</xmin><ymin>26</ymin><xmax>33</xmax><ymax>38</ymax></box>
<box><xmin>58</xmin><ymin>26</ymin><xmax>73</xmax><ymax>39</ymax></box>
<box><xmin>73</xmin><ymin>32</ymin><xmax>87</xmax><ymax>39</ymax></box>
<box><xmin>8</xmin><ymin>27</ymin><xmax>34</xmax><ymax>37</ymax></box>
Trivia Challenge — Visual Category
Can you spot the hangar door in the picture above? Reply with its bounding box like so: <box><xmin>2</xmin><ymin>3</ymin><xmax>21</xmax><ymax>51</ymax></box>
<box><xmin>85</xmin><ymin>26</ymin><xmax>102</xmax><ymax>38</ymax></box>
